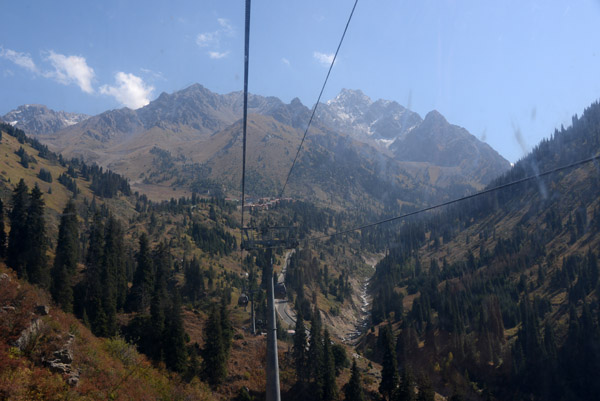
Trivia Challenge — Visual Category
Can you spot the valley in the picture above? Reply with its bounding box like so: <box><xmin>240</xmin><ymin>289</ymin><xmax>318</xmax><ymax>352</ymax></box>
<box><xmin>2</xmin><ymin>1</ymin><xmax>599</xmax><ymax>400</ymax></box>
<box><xmin>0</xmin><ymin>93</ymin><xmax>599</xmax><ymax>401</ymax></box>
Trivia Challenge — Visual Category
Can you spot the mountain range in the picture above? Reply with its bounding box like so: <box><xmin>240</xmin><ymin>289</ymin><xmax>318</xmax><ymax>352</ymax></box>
<box><xmin>2</xmin><ymin>85</ymin><xmax>510</xmax><ymax>207</ymax></box>
<box><xmin>1</xmin><ymin>104</ymin><xmax>89</xmax><ymax>135</ymax></box>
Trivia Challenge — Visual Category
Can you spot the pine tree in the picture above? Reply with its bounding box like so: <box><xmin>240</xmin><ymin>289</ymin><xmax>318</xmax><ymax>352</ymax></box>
<box><xmin>220</xmin><ymin>297</ymin><xmax>233</xmax><ymax>355</ymax></box>
<box><xmin>128</xmin><ymin>233</ymin><xmax>154</xmax><ymax>312</ymax></box>
<box><xmin>394</xmin><ymin>369</ymin><xmax>415</xmax><ymax>401</ymax></box>
<box><xmin>308</xmin><ymin>305</ymin><xmax>323</xmax><ymax>383</ymax></box>
<box><xmin>104</xmin><ymin>216</ymin><xmax>127</xmax><ymax>308</ymax></box>
<box><xmin>84</xmin><ymin>213</ymin><xmax>106</xmax><ymax>335</ymax></box>
<box><xmin>293</xmin><ymin>308</ymin><xmax>308</xmax><ymax>383</ymax></box>
<box><xmin>150</xmin><ymin>243</ymin><xmax>170</xmax><ymax>361</ymax></box>
<box><xmin>415</xmin><ymin>376</ymin><xmax>434</xmax><ymax>401</ymax></box>
<box><xmin>543</xmin><ymin>322</ymin><xmax>557</xmax><ymax>361</ymax></box>
<box><xmin>163</xmin><ymin>291</ymin><xmax>188</xmax><ymax>373</ymax></box>
<box><xmin>100</xmin><ymin>216</ymin><xmax>127</xmax><ymax>336</ymax></box>
<box><xmin>7</xmin><ymin>179</ymin><xmax>29</xmax><ymax>278</ymax></box>
<box><xmin>0</xmin><ymin>198</ymin><xmax>7</xmax><ymax>258</ymax></box>
<box><xmin>51</xmin><ymin>200</ymin><xmax>79</xmax><ymax>312</ymax></box>
<box><xmin>379</xmin><ymin>324</ymin><xmax>398</xmax><ymax>400</ymax></box>
<box><xmin>25</xmin><ymin>185</ymin><xmax>49</xmax><ymax>288</ymax></box>
<box><xmin>320</xmin><ymin>329</ymin><xmax>338</xmax><ymax>401</ymax></box>
<box><xmin>202</xmin><ymin>304</ymin><xmax>227</xmax><ymax>387</ymax></box>
<box><xmin>183</xmin><ymin>257</ymin><xmax>204</xmax><ymax>303</ymax></box>
<box><xmin>343</xmin><ymin>359</ymin><xmax>365</xmax><ymax>401</ymax></box>
<box><xmin>587</xmin><ymin>249</ymin><xmax>599</xmax><ymax>287</ymax></box>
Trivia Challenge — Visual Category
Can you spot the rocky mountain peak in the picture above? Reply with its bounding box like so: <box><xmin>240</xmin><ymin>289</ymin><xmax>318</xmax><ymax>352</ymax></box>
<box><xmin>2</xmin><ymin>104</ymin><xmax>89</xmax><ymax>136</ymax></box>
<box><xmin>23</xmin><ymin>83</ymin><xmax>509</xmax><ymax>199</ymax></box>
<box><xmin>316</xmin><ymin>89</ymin><xmax>422</xmax><ymax>144</ymax></box>
<box><xmin>423</xmin><ymin>109</ymin><xmax>447</xmax><ymax>124</ymax></box>
<box><xmin>327</xmin><ymin>88</ymin><xmax>373</xmax><ymax>108</ymax></box>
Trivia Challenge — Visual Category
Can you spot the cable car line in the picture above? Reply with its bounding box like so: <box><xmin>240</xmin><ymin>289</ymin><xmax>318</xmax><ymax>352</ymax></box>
<box><xmin>234</xmin><ymin>2</ymin><xmax>599</xmax><ymax>399</ymax></box>
<box><xmin>278</xmin><ymin>0</ymin><xmax>359</xmax><ymax>198</ymax></box>
<box><xmin>304</xmin><ymin>154</ymin><xmax>600</xmax><ymax>242</ymax></box>
<box><xmin>240</xmin><ymin>0</ymin><xmax>252</xmax><ymax>236</ymax></box>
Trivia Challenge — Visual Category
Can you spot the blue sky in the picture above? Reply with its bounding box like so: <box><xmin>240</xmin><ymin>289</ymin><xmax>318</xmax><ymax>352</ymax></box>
<box><xmin>1</xmin><ymin>0</ymin><xmax>599</xmax><ymax>163</ymax></box>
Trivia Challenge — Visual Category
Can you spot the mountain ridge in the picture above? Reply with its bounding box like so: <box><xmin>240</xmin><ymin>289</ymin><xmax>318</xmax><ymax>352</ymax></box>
<box><xmin>1</xmin><ymin>104</ymin><xmax>89</xmax><ymax>136</ymax></box>
<box><xmin>7</xmin><ymin>85</ymin><xmax>510</xmax><ymax>207</ymax></box>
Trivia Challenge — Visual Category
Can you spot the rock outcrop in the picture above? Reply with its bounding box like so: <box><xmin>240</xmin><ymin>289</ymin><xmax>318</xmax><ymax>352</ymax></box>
<box><xmin>43</xmin><ymin>334</ymin><xmax>79</xmax><ymax>387</ymax></box>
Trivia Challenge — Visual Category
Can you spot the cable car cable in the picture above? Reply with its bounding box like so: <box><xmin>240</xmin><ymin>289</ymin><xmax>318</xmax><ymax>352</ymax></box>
<box><xmin>279</xmin><ymin>0</ymin><xmax>359</xmax><ymax>198</ymax></box>
<box><xmin>240</xmin><ymin>0</ymin><xmax>251</xmax><ymax>235</ymax></box>
<box><xmin>305</xmin><ymin>154</ymin><xmax>600</xmax><ymax>241</ymax></box>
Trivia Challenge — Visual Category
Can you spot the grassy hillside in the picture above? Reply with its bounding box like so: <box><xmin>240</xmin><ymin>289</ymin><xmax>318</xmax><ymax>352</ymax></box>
<box><xmin>0</xmin><ymin>264</ymin><xmax>216</xmax><ymax>400</ymax></box>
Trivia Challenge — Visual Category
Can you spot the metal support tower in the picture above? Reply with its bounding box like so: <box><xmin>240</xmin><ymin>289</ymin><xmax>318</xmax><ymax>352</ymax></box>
<box><xmin>265</xmin><ymin>249</ymin><xmax>281</xmax><ymax>401</ymax></box>
<box><xmin>241</xmin><ymin>227</ymin><xmax>297</xmax><ymax>401</ymax></box>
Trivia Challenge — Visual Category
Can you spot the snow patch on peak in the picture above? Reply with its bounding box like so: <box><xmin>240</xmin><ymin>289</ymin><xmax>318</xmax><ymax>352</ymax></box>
<box><xmin>62</xmin><ymin>118</ymin><xmax>78</xmax><ymax>126</ymax></box>
<box><xmin>328</xmin><ymin>88</ymin><xmax>372</xmax><ymax>106</ymax></box>
<box><xmin>376</xmin><ymin>138</ymin><xmax>395</xmax><ymax>148</ymax></box>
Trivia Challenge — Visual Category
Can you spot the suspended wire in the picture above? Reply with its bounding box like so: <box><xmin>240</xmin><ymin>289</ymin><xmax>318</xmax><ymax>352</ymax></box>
<box><xmin>240</xmin><ymin>0</ymin><xmax>251</xmax><ymax>238</ymax></box>
<box><xmin>278</xmin><ymin>0</ymin><xmax>359</xmax><ymax>198</ymax></box>
<box><xmin>305</xmin><ymin>154</ymin><xmax>600</xmax><ymax>242</ymax></box>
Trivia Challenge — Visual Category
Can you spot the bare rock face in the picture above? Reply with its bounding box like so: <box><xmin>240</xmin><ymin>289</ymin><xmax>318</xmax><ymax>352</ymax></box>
<box><xmin>53</xmin><ymin>347</ymin><xmax>73</xmax><ymax>364</ymax></box>
<box><xmin>43</xmin><ymin>334</ymin><xmax>79</xmax><ymax>386</ymax></box>
<box><xmin>46</xmin><ymin>360</ymin><xmax>71</xmax><ymax>374</ymax></box>
<box><xmin>13</xmin><ymin>317</ymin><xmax>43</xmax><ymax>351</ymax></box>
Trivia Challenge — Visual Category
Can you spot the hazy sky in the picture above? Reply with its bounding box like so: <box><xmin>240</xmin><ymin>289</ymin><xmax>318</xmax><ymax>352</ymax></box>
<box><xmin>1</xmin><ymin>0</ymin><xmax>599</xmax><ymax>162</ymax></box>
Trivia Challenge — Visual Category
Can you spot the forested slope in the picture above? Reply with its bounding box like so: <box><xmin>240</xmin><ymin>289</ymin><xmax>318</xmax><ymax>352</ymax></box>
<box><xmin>0</xmin><ymin>121</ymin><xmax>376</xmax><ymax>400</ymax></box>
<box><xmin>366</xmin><ymin>101</ymin><xmax>600</xmax><ymax>401</ymax></box>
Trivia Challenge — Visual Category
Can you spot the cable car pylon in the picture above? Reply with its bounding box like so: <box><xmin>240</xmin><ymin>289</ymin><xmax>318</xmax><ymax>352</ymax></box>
<box><xmin>242</xmin><ymin>227</ymin><xmax>297</xmax><ymax>401</ymax></box>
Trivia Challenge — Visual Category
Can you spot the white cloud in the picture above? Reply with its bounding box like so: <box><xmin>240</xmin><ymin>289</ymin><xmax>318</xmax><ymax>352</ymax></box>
<box><xmin>313</xmin><ymin>51</ymin><xmax>335</xmax><ymax>67</ymax></box>
<box><xmin>140</xmin><ymin>67</ymin><xmax>165</xmax><ymax>81</ymax></box>
<box><xmin>45</xmin><ymin>51</ymin><xmax>95</xmax><ymax>93</ymax></box>
<box><xmin>208</xmin><ymin>51</ymin><xmax>229</xmax><ymax>60</ymax></box>
<box><xmin>196</xmin><ymin>32</ymin><xmax>216</xmax><ymax>47</ymax></box>
<box><xmin>281</xmin><ymin>57</ymin><xmax>290</xmax><ymax>66</ymax></box>
<box><xmin>100</xmin><ymin>72</ymin><xmax>154</xmax><ymax>109</ymax></box>
<box><xmin>217</xmin><ymin>18</ymin><xmax>234</xmax><ymax>34</ymax></box>
<box><xmin>197</xmin><ymin>18</ymin><xmax>234</xmax><ymax>59</ymax></box>
<box><xmin>0</xmin><ymin>47</ymin><xmax>37</xmax><ymax>73</ymax></box>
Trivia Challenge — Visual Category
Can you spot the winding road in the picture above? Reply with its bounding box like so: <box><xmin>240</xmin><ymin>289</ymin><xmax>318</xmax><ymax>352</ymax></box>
<box><xmin>275</xmin><ymin>250</ymin><xmax>296</xmax><ymax>328</ymax></box>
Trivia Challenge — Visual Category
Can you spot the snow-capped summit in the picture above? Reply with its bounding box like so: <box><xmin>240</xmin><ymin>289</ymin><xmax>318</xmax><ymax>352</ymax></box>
<box><xmin>2</xmin><ymin>104</ymin><xmax>89</xmax><ymax>136</ymax></box>
<box><xmin>317</xmin><ymin>89</ymin><xmax>422</xmax><ymax>144</ymax></box>
<box><xmin>327</xmin><ymin>88</ymin><xmax>373</xmax><ymax>107</ymax></box>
